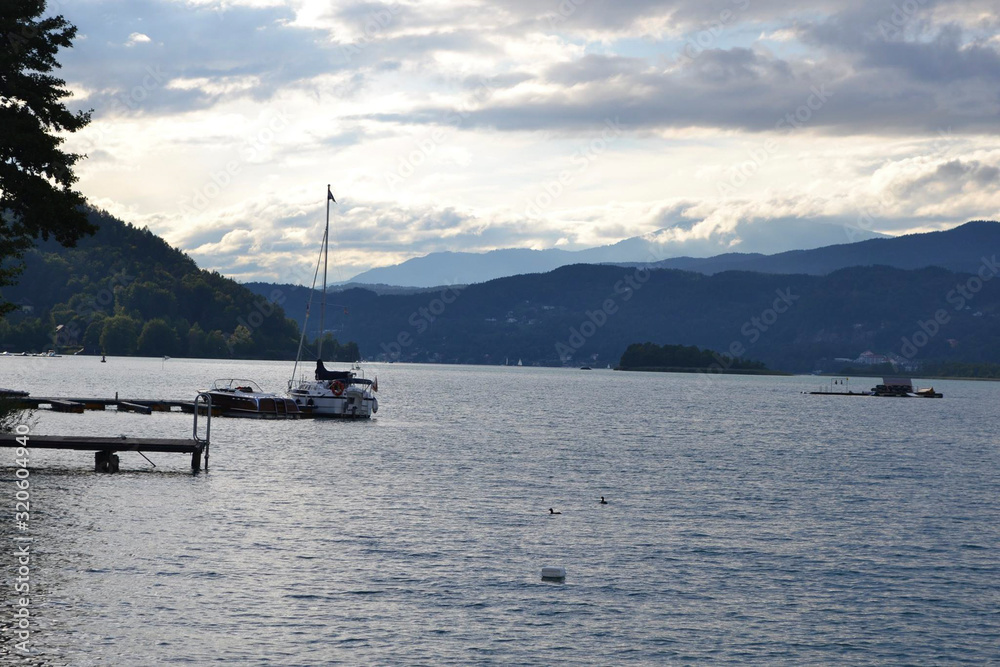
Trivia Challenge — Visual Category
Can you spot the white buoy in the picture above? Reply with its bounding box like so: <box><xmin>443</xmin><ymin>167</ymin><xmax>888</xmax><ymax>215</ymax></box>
<box><xmin>541</xmin><ymin>566</ymin><xmax>566</xmax><ymax>581</ymax></box>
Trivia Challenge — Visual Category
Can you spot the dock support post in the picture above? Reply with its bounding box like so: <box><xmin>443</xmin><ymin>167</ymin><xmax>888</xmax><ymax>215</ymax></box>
<box><xmin>94</xmin><ymin>450</ymin><xmax>118</xmax><ymax>473</ymax></box>
<box><xmin>192</xmin><ymin>392</ymin><xmax>212</xmax><ymax>473</ymax></box>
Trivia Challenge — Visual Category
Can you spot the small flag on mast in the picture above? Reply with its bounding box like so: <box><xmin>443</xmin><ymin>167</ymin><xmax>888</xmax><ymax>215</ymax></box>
<box><xmin>327</xmin><ymin>187</ymin><xmax>336</xmax><ymax>203</ymax></box>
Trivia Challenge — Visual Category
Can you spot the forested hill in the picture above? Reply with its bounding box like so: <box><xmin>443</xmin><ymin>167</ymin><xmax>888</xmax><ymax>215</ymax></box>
<box><xmin>0</xmin><ymin>208</ymin><xmax>305</xmax><ymax>358</ymax></box>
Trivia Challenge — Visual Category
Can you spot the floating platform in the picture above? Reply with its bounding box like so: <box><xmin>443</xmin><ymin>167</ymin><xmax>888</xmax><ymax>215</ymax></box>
<box><xmin>807</xmin><ymin>376</ymin><xmax>943</xmax><ymax>398</ymax></box>
<box><xmin>807</xmin><ymin>377</ymin><xmax>870</xmax><ymax>396</ymax></box>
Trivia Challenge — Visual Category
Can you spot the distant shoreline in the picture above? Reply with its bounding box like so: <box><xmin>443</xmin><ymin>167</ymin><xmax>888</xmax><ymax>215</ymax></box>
<box><xmin>618</xmin><ymin>366</ymin><xmax>792</xmax><ymax>376</ymax></box>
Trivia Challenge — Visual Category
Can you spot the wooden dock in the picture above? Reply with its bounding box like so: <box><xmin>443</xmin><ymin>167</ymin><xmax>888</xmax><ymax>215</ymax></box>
<box><xmin>0</xmin><ymin>434</ymin><xmax>208</xmax><ymax>471</ymax></box>
<box><xmin>13</xmin><ymin>395</ymin><xmax>222</xmax><ymax>416</ymax></box>
<box><xmin>1</xmin><ymin>394</ymin><xmax>213</xmax><ymax>473</ymax></box>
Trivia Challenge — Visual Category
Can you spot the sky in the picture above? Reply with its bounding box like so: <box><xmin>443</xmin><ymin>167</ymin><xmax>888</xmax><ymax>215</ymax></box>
<box><xmin>51</xmin><ymin>0</ymin><xmax>1000</xmax><ymax>284</ymax></box>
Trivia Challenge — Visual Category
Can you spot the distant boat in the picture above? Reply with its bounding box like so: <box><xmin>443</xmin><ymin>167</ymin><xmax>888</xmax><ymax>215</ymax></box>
<box><xmin>871</xmin><ymin>377</ymin><xmax>943</xmax><ymax>398</ymax></box>
<box><xmin>0</xmin><ymin>388</ymin><xmax>29</xmax><ymax>398</ymax></box>
<box><xmin>517</xmin><ymin>358</ymin><xmax>523</xmax><ymax>366</ymax></box>
<box><xmin>812</xmin><ymin>376</ymin><xmax>943</xmax><ymax>398</ymax></box>
<box><xmin>580</xmin><ymin>366</ymin><xmax>592</xmax><ymax>370</ymax></box>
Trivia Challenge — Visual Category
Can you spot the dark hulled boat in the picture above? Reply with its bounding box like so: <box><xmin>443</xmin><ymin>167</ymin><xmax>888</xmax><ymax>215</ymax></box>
<box><xmin>204</xmin><ymin>379</ymin><xmax>301</xmax><ymax>418</ymax></box>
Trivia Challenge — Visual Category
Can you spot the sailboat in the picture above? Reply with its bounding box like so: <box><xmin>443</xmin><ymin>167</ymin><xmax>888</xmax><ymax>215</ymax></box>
<box><xmin>287</xmin><ymin>186</ymin><xmax>379</xmax><ymax>419</ymax></box>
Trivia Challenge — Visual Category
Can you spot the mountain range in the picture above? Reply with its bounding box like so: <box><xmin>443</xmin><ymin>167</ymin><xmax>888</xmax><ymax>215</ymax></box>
<box><xmin>243</xmin><ymin>262</ymin><xmax>1000</xmax><ymax>372</ymax></box>
<box><xmin>4</xmin><ymin>211</ymin><xmax>999</xmax><ymax>373</ymax></box>
<box><xmin>346</xmin><ymin>219</ymin><xmax>887</xmax><ymax>287</ymax></box>
<box><xmin>235</xmin><ymin>220</ymin><xmax>1000</xmax><ymax>372</ymax></box>
<box><xmin>255</xmin><ymin>221</ymin><xmax>1000</xmax><ymax>329</ymax></box>
<box><xmin>649</xmin><ymin>221</ymin><xmax>1000</xmax><ymax>276</ymax></box>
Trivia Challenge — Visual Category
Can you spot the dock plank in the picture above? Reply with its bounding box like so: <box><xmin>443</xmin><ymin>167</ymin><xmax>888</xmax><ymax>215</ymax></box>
<box><xmin>0</xmin><ymin>434</ymin><xmax>202</xmax><ymax>454</ymax></box>
<box><xmin>117</xmin><ymin>401</ymin><xmax>153</xmax><ymax>415</ymax></box>
<box><xmin>48</xmin><ymin>399</ymin><xmax>85</xmax><ymax>413</ymax></box>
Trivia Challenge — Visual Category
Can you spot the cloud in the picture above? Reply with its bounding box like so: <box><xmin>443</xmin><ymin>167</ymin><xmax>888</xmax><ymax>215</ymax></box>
<box><xmin>124</xmin><ymin>32</ymin><xmax>151</xmax><ymax>46</ymax></box>
<box><xmin>63</xmin><ymin>0</ymin><xmax>337</xmax><ymax>117</ymax></box>
<box><xmin>364</xmin><ymin>38</ymin><xmax>1000</xmax><ymax>135</ymax></box>
<box><xmin>340</xmin><ymin>1</ymin><xmax>1000</xmax><ymax>136</ymax></box>
<box><xmin>153</xmin><ymin>193</ymin><xmax>571</xmax><ymax>282</ymax></box>
<box><xmin>868</xmin><ymin>151</ymin><xmax>1000</xmax><ymax>222</ymax></box>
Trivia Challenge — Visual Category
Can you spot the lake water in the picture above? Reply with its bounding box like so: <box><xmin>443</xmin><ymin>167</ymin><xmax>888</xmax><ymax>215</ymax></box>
<box><xmin>2</xmin><ymin>356</ymin><xmax>999</xmax><ymax>664</ymax></box>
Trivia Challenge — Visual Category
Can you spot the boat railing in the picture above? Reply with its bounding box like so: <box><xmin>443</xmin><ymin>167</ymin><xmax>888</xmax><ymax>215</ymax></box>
<box><xmin>210</xmin><ymin>378</ymin><xmax>264</xmax><ymax>393</ymax></box>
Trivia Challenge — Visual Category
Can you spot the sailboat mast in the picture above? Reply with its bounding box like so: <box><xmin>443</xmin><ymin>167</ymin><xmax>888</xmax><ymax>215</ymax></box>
<box><xmin>318</xmin><ymin>184</ymin><xmax>331</xmax><ymax>360</ymax></box>
<box><xmin>289</xmin><ymin>189</ymin><xmax>329</xmax><ymax>388</ymax></box>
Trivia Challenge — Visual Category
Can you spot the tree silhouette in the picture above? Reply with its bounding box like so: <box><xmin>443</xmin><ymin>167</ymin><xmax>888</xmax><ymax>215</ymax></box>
<box><xmin>1</xmin><ymin>1</ymin><xmax>94</xmax><ymax>313</ymax></box>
